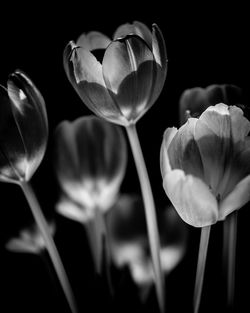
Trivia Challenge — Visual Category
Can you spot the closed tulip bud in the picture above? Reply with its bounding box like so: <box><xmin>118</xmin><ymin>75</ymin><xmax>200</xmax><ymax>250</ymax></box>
<box><xmin>63</xmin><ymin>21</ymin><xmax>167</xmax><ymax>126</ymax></box>
<box><xmin>161</xmin><ymin>103</ymin><xmax>250</xmax><ymax>227</ymax></box>
<box><xmin>179</xmin><ymin>84</ymin><xmax>243</xmax><ymax>125</ymax></box>
<box><xmin>0</xmin><ymin>70</ymin><xmax>48</xmax><ymax>184</ymax></box>
<box><xmin>54</xmin><ymin>116</ymin><xmax>127</xmax><ymax>212</ymax></box>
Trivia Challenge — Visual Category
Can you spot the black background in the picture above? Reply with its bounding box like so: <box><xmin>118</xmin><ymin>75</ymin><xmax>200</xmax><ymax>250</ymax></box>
<box><xmin>1</xmin><ymin>2</ymin><xmax>250</xmax><ymax>313</ymax></box>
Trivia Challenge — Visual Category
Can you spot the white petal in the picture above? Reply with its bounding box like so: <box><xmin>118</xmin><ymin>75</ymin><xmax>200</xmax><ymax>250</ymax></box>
<box><xmin>160</xmin><ymin>127</ymin><xmax>178</xmax><ymax>177</ymax></box>
<box><xmin>219</xmin><ymin>175</ymin><xmax>250</xmax><ymax>220</ymax></box>
<box><xmin>163</xmin><ymin>169</ymin><xmax>218</xmax><ymax>227</ymax></box>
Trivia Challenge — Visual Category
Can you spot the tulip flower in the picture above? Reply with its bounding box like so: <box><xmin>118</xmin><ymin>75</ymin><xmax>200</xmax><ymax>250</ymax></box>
<box><xmin>54</xmin><ymin>115</ymin><xmax>127</xmax><ymax>274</ymax></box>
<box><xmin>179</xmin><ymin>84</ymin><xmax>244</xmax><ymax>125</ymax></box>
<box><xmin>161</xmin><ymin>102</ymin><xmax>250</xmax><ymax>313</ymax></box>
<box><xmin>0</xmin><ymin>70</ymin><xmax>48</xmax><ymax>184</ymax></box>
<box><xmin>6</xmin><ymin>222</ymin><xmax>55</xmax><ymax>254</ymax></box>
<box><xmin>64</xmin><ymin>21</ymin><xmax>167</xmax><ymax>311</ymax></box>
<box><xmin>0</xmin><ymin>71</ymin><xmax>78</xmax><ymax>313</ymax></box>
<box><xmin>107</xmin><ymin>195</ymin><xmax>187</xmax><ymax>299</ymax></box>
<box><xmin>54</xmin><ymin>115</ymin><xmax>127</xmax><ymax>212</ymax></box>
<box><xmin>63</xmin><ymin>21</ymin><xmax>167</xmax><ymax>126</ymax></box>
<box><xmin>179</xmin><ymin>84</ymin><xmax>246</xmax><ymax>311</ymax></box>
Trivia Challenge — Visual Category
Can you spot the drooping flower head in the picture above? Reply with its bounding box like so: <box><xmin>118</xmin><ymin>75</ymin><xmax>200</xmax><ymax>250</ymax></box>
<box><xmin>54</xmin><ymin>116</ymin><xmax>127</xmax><ymax>213</ymax></box>
<box><xmin>161</xmin><ymin>103</ymin><xmax>250</xmax><ymax>227</ymax></box>
<box><xmin>0</xmin><ymin>70</ymin><xmax>48</xmax><ymax>184</ymax></box>
<box><xmin>63</xmin><ymin>21</ymin><xmax>167</xmax><ymax>126</ymax></box>
<box><xmin>107</xmin><ymin>195</ymin><xmax>187</xmax><ymax>287</ymax></box>
<box><xmin>179</xmin><ymin>84</ymin><xmax>243</xmax><ymax>125</ymax></box>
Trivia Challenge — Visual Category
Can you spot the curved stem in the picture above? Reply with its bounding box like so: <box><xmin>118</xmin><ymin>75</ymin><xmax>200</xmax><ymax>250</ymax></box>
<box><xmin>20</xmin><ymin>181</ymin><xmax>78</xmax><ymax>313</ymax></box>
<box><xmin>194</xmin><ymin>225</ymin><xmax>211</xmax><ymax>313</ymax></box>
<box><xmin>223</xmin><ymin>211</ymin><xmax>238</xmax><ymax>309</ymax></box>
<box><xmin>126</xmin><ymin>124</ymin><xmax>165</xmax><ymax>313</ymax></box>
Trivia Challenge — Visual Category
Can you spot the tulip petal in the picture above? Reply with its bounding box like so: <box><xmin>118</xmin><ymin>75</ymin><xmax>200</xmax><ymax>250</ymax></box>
<box><xmin>195</xmin><ymin>103</ymin><xmax>232</xmax><ymax>193</ymax></box>
<box><xmin>76</xmin><ymin>31</ymin><xmax>111</xmax><ymax>51</ymax></box>
<box><xmin>163</xmin><ymin>169</ymin><xmax>218</xmax><ymax>227</ymax></box>
<box><xmin>219</xmin><ymin>175</ymin><xmax>250</xmax><ymax>220</ymax></box>
<box><xmin>7</xmin><ymin>70</ymin><xmax>48</xmax><ymax>181</ymax></box>
<box><xmin>63</xmin><ymin>42</ymin><xmax>128</xmax><ymax>125</ymax></box>
<box><xmin>229</xmin><ymin>105</ymin><xmax>250</xmax><ymax>143</ymax></box>
<box><xmin>160</xmin><ymin>127</ymin><xmax>178</xmax><ymax>177</ymax></box>
<box><xmin>6</xmin><ymin>238</ymin><xmax>38</xmax><ymax>254</ymax></box>
<box><xmin>103</xmin><ymin>35</ymin><xmax>156</xmax><ymax>123</ymax></box>
<box><xmin>113</xmin><ymin>21</ymin><xmax>152</xmax><ymax>47</ymax></box>
<box><xmin>167</xmin><ymin>118</ymin><xmax>204</xmax><ymax>180</ymax></box>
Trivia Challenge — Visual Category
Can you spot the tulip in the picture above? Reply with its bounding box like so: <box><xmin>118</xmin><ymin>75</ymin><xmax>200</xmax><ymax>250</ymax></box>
<box><xmin>179</xmin><ymin>84</ymin><xmax>245</xmax><ymax>310</ymax></box>
<box><xmin>54</xmin><ymin>115</ymin><xmax>127</xmax><ymax>212</ymax></box>
<box><xmin>0</xmin><ymin>71</ymin><xmax>78</xmax><ymax>313</ymax></box>
<box><xmin>107</xmin><ymin>195</ymin><xmax>187</xmax><ymax>298</ymax></box>
<box><xmin>54</xmin><ymin>115</ymin><xmax>127</xmax><ymax>274</ymax></box>
<box><xmin>64</xmin><ymin>21</ymin><xmax>167</xmax><ymax>311</ymax></box>
<box><xmin>63</xmin><ymin>21</ymin><xmax>167</xmax><ymax>126</ymax></box>
<box><xmin>161</xmin><ymin>103</ymin><xmax>250</xmax><ymax>227</ymax></box>
<box><xmin>161</xmin><ymin>102</ymin><xmax>250</xmax><ymax>313</ymax></box>
<box><xmin>0</xmin><ymin>70</ymin><xmax>48</xmax><ymax>183</ymax></box>
<box><xmin>179</xmin><ymin>84</ymin><xmax>244</xmax><ymax>125</ymax></box>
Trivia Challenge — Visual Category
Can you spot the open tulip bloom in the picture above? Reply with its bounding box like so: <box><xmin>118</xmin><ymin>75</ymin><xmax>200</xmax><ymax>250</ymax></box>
<box><xmin>54</xmin><ymin>115</ymin><xmax>127</xmax><ymax>274</ymax></box>
<box><xmin>0</xmin><ymin>71</ymin><xmax>78</xmax><ymax>313</ymax></box>
<box><xmin>63</xmin><ymin>21</ymin><xmax>167</xmax><ymax>312</ymax></box>
<box><xmin>179</xmin><ymin>84</ymin><xmax>245</xmax><ymax>309</ymax></box>
<box><xmin>161</xmin><ymin>102</ymin><xmax>250</xmax><ymax>312</ymax></box>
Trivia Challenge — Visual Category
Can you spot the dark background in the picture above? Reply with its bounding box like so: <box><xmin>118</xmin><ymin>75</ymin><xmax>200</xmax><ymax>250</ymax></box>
<box><xmin>1</xmin><ymin>3</ymin><xmax>250</xmax><ymax>313</ymax></box>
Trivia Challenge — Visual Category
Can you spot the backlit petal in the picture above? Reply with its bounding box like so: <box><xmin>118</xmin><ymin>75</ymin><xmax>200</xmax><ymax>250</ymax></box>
<box><xmin>76</xmin><ymin>31</ymin><xmax>111</xmax><ymax>51</ymax></box>
<box><xmin>163</xmin><ymin>169</ymin><xmax>218</xmax><ymax>227</ymax></box>
<box><xmin>167</xmin><ymin>118</ymin><xmax>204</xmax><ymax>180</ymax></box>
<box><xmin>160</xmin><ymin>127</ymin><xmax>178</xmax><ymax>177</ymax></box>
<box><xmin>219</xmin><ymin>175</ymin><xmax>250</xmax><ymax>220</ymax></box>
<box><xmin>103</xmin><ymin>35</ymin><xmax>155</xmax><ymax>123</ymax></box>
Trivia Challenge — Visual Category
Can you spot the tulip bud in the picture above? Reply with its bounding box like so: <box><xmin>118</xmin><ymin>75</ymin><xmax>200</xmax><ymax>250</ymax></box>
<box><xmin>0</xmin><ymin>70</ymin><xmax>48</xmax><ymax>184</ymax></box>
<box><xmin>54</xmin><ymin>116</ymin><xmax>127</xmax><ymax>212</ymax></box>
<box><xmin>63</xmin><ymin>21</ymin><xmax>167</xmax><ymax>126</ymax></box>
<box><xmin>161</xmin><ymin>103</ymin><xmax>250</xmax><ymax>227</ymax></box>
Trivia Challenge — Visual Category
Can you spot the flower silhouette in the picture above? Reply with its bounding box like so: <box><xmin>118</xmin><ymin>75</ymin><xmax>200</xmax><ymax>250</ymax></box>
<box><xmin>54</xmin><ymin>115</ymin><xmax>127</xmax><ymax>213</ymax></box>
<box><xmin>179</xmin><ymin>84</ymin><xmax>243</xmax><ymax>125</ymax></box>
<box><xmin>63</xmin><ymin>21</ymin><xmax>167</xmax><ymax>126</ymax></box>
<box><xmin>6</xmin><ymin>222</ymin><xmax>55</xmax><ymax>254</ymax></box>
<box><xmin>160</xmin><ymin>103</ymin><xmax>250</xmax><ymax>227</ymax></box>
<box><xmin>107</xmin><ymin>195</ymin><xmax>187</xmax><ymax>287</ymax></box>
<box><xmin>0</xmin><ymin>70</ymin><xmax>48</xmax><ymax>183</ymax></box>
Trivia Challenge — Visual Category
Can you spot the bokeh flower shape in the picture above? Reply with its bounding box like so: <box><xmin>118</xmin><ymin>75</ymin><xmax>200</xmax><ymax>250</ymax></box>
<box><xmin>0</xmin><ymin>70</ymin><xmax>48</xmax><ymax>184</ymax></box>
<box><xmin>160</xmin><ymin>103</ymin><xmax>250</xmax><ymax>227</ymax></box>
<box><xmin>63</xmin><ymin>21</ymin><xmax>167</xmax><ymax>126</ymax></box>
<box><xmin>179</xmin><ymin>84</ymin><xmax>243</xmax><ymax>125</ymax></box>
<box><xmin>107</xmin><ymin>195</ymin><xmax>187</xmax><ymax>287</ymax></box>
<box><xmin>6</xmin><ymin>222</ymin><xmax>55</xmax><ymax>254</ymax></box>
<box><xmin>54</xmin><ymin>116</ymin><xmax>127</xmax><ymax>212</ymax></box>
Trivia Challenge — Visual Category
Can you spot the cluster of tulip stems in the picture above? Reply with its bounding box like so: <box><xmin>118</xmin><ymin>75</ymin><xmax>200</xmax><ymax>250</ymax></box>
<box><xmin>1</xmin><ymin>21</ymin><xmax>249</xmax><ymax>313</ymax></box>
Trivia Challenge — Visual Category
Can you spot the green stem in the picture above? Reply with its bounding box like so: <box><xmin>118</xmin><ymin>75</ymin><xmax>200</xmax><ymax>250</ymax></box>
<box><xmin>20</xmin><ymin>181</ymin><xmax>78</xmax><ymax>313</ymax></box>
<box><xmin>126</xmin><ymin>124</ymin><xmax>165</xmax><ymax>313</ymax></box>
<box><xmin>223</xmin><ymin>211</ymin><xmax>238</xmax><ymax>309</ymax></box>
<box><xmin>194</xmin><ymin>225</ymin><xmax>211</xmax><ymax>313</ymax></box>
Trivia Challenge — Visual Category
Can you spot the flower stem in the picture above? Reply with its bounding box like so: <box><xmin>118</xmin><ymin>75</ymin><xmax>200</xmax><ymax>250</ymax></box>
<box><xmin>20</xmin><ymin>181</ymin><xmax>78</xmax><ymax>313</ymax></box>
<box><xmin>126</xmin><ymin>124</ymin><xmax>165</xmax><ymax>313</ymax></box>
<box><xmin>194</xmin><ymin>225</ymin><xmax>211</xmax><ymax>313</ymax></box>
<box><xmin>223</xmin><ymin>211</ymin><xmax>238</xmax><ymax>309</ymax></box>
